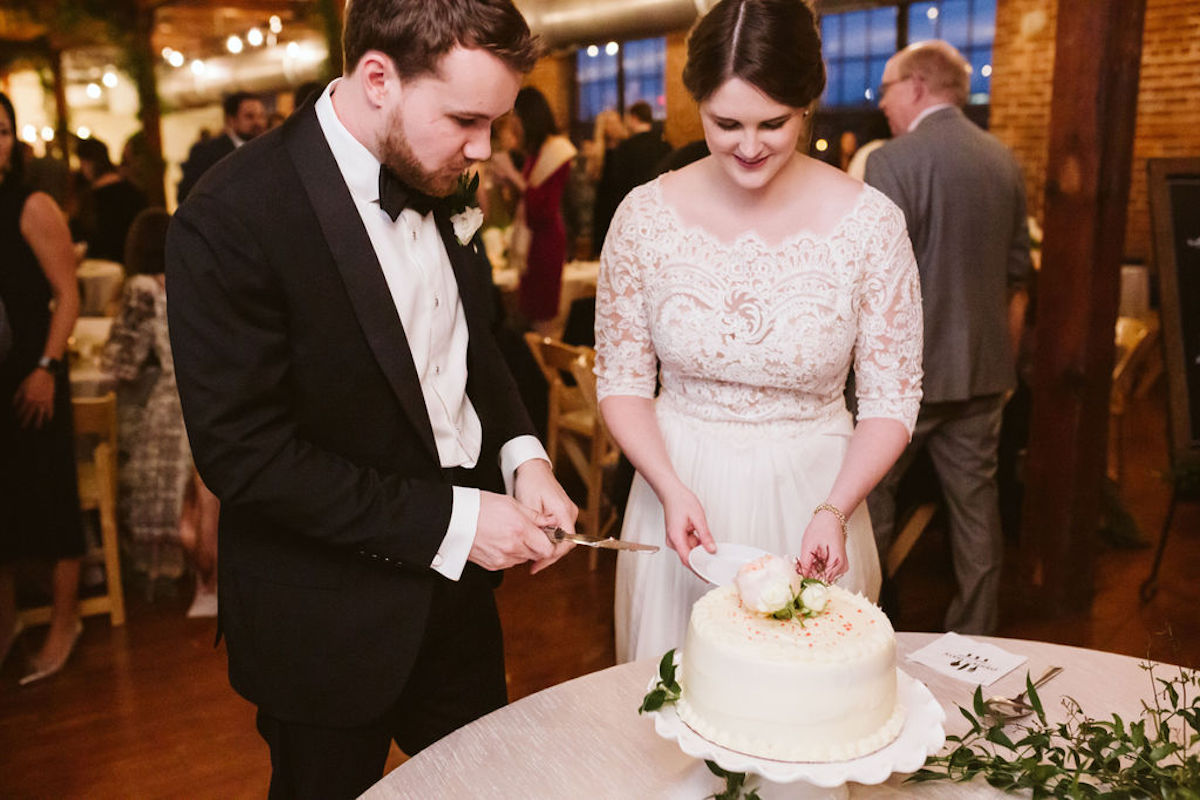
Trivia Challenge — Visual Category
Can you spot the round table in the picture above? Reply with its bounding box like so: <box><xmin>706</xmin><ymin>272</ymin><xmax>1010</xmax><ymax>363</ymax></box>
<box><xmin>363</xmin><ymin>633</ymin><xmax>1176</xmax><ymax>799</ymax></box>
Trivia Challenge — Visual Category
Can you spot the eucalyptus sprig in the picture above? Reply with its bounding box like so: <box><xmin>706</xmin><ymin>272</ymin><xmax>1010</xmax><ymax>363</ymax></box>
<box><xmin>909</xmin><ymin>664</ymin><xmax>1200</xmax><ymax>797</ymax></box>
<box><xmin>705</xmin><ymin>760</ymin><xmax>761</xmax><ymax>800</ymax></box>
<box><xmin>639</xmin><ymin>649</ymin><xmax>681</xmax><ymax>713</ymax></box>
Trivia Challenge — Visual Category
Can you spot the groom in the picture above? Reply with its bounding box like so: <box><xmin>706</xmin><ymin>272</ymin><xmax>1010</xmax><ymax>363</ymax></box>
<box><xmin>166</xmin><ymin>1</ymin><xmax>576</xmax><ymax>796</ymax></box>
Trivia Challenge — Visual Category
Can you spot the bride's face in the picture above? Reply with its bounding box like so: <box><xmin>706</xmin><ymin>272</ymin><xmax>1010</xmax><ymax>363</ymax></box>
<box><xmin>700</xmin><ymin>78</ymin><xmax>806</xmax><ymax>193</ymax></box>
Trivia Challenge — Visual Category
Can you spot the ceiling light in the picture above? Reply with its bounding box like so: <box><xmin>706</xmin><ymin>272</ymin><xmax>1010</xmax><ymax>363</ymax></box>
<box><xmin>286</xmin><ymin>41</ymin><xmax>300</xmax><ymax>58</ymax></box>
<box><xmin>247</xmin><ymin>28</ymin><xmax>264</xmax><ymax>47</ymax></box>
<box><xmin>981</xmin><ymin>64</ymin><xmax>993</xmax><ymax>77</ymax></box>
<box><xmin>21</xmin><ymin>124</ymin><xmax>37</xmax><ymax>143</ymax></box>
<box><xmin>586</xmin><ymin>45</ymin><xmax>599</xmax><ymax>57</ymax></box>
<box><xmin>41</xmin><ymin>126</ymin><xmax>55</xmax><ymax>142</ymax></box>
<box><xmin>76</xmin><ymin>126</ymin><xmax>91</xmax><ymax>139</ymax></box>
<box><xmin>86</xmin><ymin>83</ymin><xmax>102</xmax><ymax>99</ymax></box>
<box><xmin>168</xmin><ymin>50</ymin><xmax>185</xmax><ymax>68</ymax></box>
<box><xmin>191</xmin><ymin>59</ymin><xmax>206</xmax><ymax>76</ymax></box>
<box><xmin>814</xmin><ymin>138</ymin><xmax>829</xmax><ymax>152</ymax></box>
<box><xmin>226</xmin><ymin>35</ymin><xmax>244</xmax><ymax>54</ymax></box>
<box><xmin>161</xmin><ymin>46</ymin><xmax>174</xmax><ymax>60</ymax></box>
<box><xmin>102</xmin><ymin>70</ymin><xmax>118</xmax><ymax>88</ymax></box>
<box><xmin>605</xmin><ymin>41</ymin><xmax>619</xmax><ymax>56</ymax></box>
<box><xmin>269</xmin><ymin>15</ymin><xmax>282</xmax><ymax>34</ymax></box>
<box><xmin>926</xmin><ymin>6</ymin><xmax>939</xmax><ymax>20</ymax></box>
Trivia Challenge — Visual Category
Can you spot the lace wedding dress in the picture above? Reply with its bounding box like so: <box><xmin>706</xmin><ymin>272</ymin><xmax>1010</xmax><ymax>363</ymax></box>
<box><xmin>595</xmin><ymin>178</ymin><xmax>923</xmax><ymax>663</ymax></box>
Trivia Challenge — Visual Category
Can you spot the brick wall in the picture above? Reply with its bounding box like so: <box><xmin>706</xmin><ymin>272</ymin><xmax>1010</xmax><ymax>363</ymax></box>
<box><xmin>523</xmin><ymin>53</ymin><xmax>574</xmax><ymax>134</ymax></box>
<box><xmin>991</xmin><ymin>0</ymin><xmax>1200</xmax><ymax>262</ymax></box>
<box><xmin>664</xmin><ymin>30</ymin><xmax>702</xmax><ymax>148</ymax></box>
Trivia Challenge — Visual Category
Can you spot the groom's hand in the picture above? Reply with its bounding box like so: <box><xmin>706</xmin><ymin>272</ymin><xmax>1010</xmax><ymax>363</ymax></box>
<box><xmin>470</xmin><ymin>493</ymin><xmax>556</xmax><ymax>571</ymax></box>
<box><xmin>513</xmin><ymin>458</ymin><xmax>578</xmax><ymax>574</ymax></box>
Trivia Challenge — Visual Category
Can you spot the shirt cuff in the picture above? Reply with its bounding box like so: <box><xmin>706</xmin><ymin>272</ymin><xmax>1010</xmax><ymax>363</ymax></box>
<box><xmin>499</xmin><ymin>435</ymin><xmax>550</xmax><ymax>496</ymax></box>
<box><xmin>432</xmin><ymin>486</ymin><xmax>480</xmax><ymax>581</ymax></box>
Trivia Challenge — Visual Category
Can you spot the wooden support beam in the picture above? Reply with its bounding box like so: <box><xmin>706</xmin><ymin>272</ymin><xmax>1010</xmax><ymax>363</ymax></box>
<box><xmin>134</xmin><ymin>5</ymin><xmax>167</xmax><ymax>208</ymax></box>
<box><xmin>1019</xmin><ymin>0</ymin><xmax>1147</xmax><ymax>613</ymax></box>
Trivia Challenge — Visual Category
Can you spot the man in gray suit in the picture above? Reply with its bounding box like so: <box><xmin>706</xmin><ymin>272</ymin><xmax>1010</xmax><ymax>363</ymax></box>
<box><xmin>864</xmin><ymin>40</ymin><xmax>1032</xmax><ymax>635</ymax></box>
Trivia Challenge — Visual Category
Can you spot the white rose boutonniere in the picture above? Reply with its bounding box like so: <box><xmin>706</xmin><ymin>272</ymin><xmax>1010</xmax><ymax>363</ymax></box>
<box><xmin>447</xmin><ymin>171</ymin><xmax>484</xmax><ymax>246</ymax></box>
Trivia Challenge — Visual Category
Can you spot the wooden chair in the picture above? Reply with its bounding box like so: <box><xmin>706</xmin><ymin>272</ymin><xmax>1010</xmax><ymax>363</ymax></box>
<box><xmin>524</xmin><ymin>334</ymin><xmax>621</xmax><ymax>567</ymax></box>
<box><xmin>21</xmin><ymin>392</ymin><xmax>126</xmax><ymax>627</ymax></box>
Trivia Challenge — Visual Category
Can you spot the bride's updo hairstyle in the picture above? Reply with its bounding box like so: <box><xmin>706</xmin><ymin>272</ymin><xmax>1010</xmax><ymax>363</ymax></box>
<box><xmin>683</xmin><ymin>0</ymin><xmax>826</xmax><ymax>108</ymax></box>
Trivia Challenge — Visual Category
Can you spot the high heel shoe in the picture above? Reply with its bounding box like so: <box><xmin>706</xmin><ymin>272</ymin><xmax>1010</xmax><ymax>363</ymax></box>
<box><xmin>19</xmin><ymin>619</ymin><xmax>83</xmax><ymax>687</ymax></box>
<box><xmin>0</xmin><ymin>618</ymin><xmax>24</xmax><ymax>669</ymax></box>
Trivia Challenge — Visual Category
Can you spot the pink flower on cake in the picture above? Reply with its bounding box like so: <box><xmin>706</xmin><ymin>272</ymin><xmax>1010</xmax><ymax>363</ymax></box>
<box><xmin>735</xmin><ymin>555</ymin><xmax>802</xmax><ymax>615</ymax></box>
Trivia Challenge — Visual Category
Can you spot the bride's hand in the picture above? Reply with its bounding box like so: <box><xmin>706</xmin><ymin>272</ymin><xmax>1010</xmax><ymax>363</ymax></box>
<box><xmin>661</xmin><ymin>485</ymin><xmax>715</xmax><ymax>566</ymax></box>
<box><xmin>799</xmin><ymin>513</ymin><xmax>847</xmax><ymax>581</ymax></box>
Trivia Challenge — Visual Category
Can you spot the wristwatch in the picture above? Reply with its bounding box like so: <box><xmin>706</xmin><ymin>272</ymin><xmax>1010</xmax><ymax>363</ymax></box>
<box><xmin>36</xmin><ymin>355</ymin><xmax>63</xmax><ymax>373</ymax></box>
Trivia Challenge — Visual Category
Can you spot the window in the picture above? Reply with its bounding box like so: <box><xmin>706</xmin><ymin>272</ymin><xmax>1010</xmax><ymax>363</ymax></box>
<box><xmin>821</xmin><ymin>7</ymin><xmax>898</xmax><ymax>108</ymax></box>
<box><xmin>820</xmin><ymin>0</ymin><xmax>996</xmax><ymax>109</ymax></box>
<box><xmin>575</xmin><ymin>37</ymin><xmax>666</xmax><ymax>124</ymax></box>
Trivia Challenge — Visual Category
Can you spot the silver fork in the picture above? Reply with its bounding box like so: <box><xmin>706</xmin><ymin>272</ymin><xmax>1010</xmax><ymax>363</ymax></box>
<box><xmin>986</xmin><ymin>665</ymin><xmax>1063</xmax><ymax>720</ymax></box>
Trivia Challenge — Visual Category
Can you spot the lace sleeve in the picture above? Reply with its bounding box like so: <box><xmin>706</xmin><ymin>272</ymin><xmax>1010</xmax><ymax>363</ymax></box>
<box><xmin>853</xmin><ymin>196</ymin><xmax>923</xmax><ymax>434</ymax></box>
<box><xmin>101</xmin><ymin>279</ymin><xmax>156</xmax><ymax>382</ymax></box>
<box><xmin>594</xmin><ymin>192</ymin><xmax>658</xmax><ymax>401</ymax></box>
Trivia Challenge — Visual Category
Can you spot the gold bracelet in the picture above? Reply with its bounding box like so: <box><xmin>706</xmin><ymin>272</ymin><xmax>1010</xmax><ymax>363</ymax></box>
<box><xmin>813</xmin><ymin>502</ymin><xmax>848</xmax><ymax>538</ymax></box>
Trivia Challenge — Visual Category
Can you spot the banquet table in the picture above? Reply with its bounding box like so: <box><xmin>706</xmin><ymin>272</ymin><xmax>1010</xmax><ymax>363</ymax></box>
<box><xmin>69</xmin><ymin>317</ymin><xmax>117</xmax><ymax>398</ymax></box>
<box><xmin>363</xmin><ymin>633</ymin><xmax>1181</xmax><ymax>799</ymax></box>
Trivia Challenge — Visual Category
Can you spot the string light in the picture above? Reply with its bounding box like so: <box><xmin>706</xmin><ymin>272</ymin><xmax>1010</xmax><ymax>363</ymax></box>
<box><xmin>981</xmin><ymin>64</ymin><xmax>993</xmax><ymax>77</ymax></box>
<box><xmin>191</xmin><ymin>59</ymin><xmax>206</xmax><ymax>76</ymax></box>
<box><xmin>586</xmin><ymin>45</ymin><xmax>599</xmax><ymax>57</ymax></box>
<box><xmin>605</xmin><ymin>41</ymin><xmax>619</xmax><ymax>56</ymax></box>
<box><xmin>247</xmin><ymin>27</ymin><xmax>264</xmax><ymax>47</ymax></box>
<box><xmin>269</xmin><ymin>15</ymin><xmax>282</xmax><ymax>34</ymax></box>
<box><xmin>102</xmin><ymin>70</ymin><xmax>118</xmax><ymax>88</ymax></box>
<box><xmin>226</xmin><ymin>35</ymin><xmax>244</xmax><ymax>54</ymax></box>
<box><xmin>76</xmin><ymin>126</ymin><xmax>91</xmax><ymax>139</ymax></box>
<box><xmin>20</xmin><ymin>124</ymin><xmax>37</xmax><ymax>143</ymax></box>
<box><xmin>41</xmin><ymin>126</ymin><xmax>55</xmax><ymax>142</ymax></box>
<box><xmin>814</xmin><ymin>138</ymin><xmax>829</xmax><ymax>152</ymax></box>
<box><xmin>86</xmin><ymin>83</ymin><xmax>102</xmax><ymax>99</ymax></box>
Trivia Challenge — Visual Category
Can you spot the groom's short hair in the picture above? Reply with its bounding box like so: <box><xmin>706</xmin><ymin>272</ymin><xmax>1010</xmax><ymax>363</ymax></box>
<box><xmin>343</xmin><ymin>0</ymin><xmax>542</xmax><ymax>80</ymax></box>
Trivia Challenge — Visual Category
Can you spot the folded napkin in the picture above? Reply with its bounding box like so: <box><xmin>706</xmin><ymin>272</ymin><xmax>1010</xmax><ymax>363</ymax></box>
<box><xmin>906</xmin><ymin>632</ymin><xmax>1028</xmax><ymax>686</ymax></box>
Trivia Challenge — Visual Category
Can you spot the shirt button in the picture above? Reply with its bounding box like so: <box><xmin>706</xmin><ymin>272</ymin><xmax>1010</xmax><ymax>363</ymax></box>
<box><xmin>411</xmin><ymin>230</ymin><xmax>417</xmax><ymax>241</ymax></box>
<box><xmin>432</xmin><ymin>554</ymin><xmax>444</xmax><ymax>567</ymax></box>
<box><xmin>434</xmin><ymin>296</ymin><xmax>440</xmax><ymax>308</ymax></box>
<box><xmin>435</xmin><ymin>365</ymin><xmax>440</xmax><ymax>375</ymax></box>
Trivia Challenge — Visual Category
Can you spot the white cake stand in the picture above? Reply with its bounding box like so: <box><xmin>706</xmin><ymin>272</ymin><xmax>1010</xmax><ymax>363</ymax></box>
<box><xmin>647</xmin><ymin>668</ymin><xmax>946</xmax><ymax>800</ymax></box>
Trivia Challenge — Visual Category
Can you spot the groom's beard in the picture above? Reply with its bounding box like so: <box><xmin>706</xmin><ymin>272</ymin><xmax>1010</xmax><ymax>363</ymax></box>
<box><xmin>380</xmin><ymin>109</ymin><xmax>468</xmax><ymax>198</ymax></box>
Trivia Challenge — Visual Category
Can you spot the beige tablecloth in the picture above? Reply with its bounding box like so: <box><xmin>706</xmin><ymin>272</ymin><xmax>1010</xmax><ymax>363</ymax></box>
<box><xmin>77</xmin><ymin>259</ymin><xmax>124</xmax><ymax>316</ymax></box>
<box><xmin>364</xmin><ymin>633</ymin><xmax>1176</xmax><ymax>799</ymax></box>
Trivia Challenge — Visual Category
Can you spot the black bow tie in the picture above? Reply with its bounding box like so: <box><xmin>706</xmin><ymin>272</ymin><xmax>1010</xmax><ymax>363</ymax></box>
<box><xmin>378</xmin><ymin>166</ymin><xmax>439</xmax><ymax>221</ymax></box>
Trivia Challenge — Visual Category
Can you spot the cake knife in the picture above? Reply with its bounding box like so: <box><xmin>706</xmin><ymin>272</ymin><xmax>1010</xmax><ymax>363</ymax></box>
<box><xmin>542</xmin><ymin>526</ymin><xmax>660</xmax><ymax>553</ymax></box>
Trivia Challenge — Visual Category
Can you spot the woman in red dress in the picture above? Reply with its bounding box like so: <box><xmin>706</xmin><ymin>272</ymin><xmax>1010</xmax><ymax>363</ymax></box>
<box><xmin>513</xmin><ymin>87</ymin><xmax>576</xmax><ymax>334</ymax></box>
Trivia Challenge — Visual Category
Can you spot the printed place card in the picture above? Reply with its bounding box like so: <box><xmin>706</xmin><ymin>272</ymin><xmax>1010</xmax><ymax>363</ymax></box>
<box><xmin>906</xmin><ymin>632</ymin><xmax>1028</xmax><ymax>686</ymax></box>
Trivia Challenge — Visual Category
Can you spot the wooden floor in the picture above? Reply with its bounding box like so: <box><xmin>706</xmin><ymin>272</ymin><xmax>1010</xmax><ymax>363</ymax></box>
<box><xmin>1</xmin><ymin>386</ymin><xmax>1196</xmax><ymax>799</ymax></box>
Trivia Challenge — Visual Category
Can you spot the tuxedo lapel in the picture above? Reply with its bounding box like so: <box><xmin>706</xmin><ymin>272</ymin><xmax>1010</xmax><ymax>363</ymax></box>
<box><xmin>432</xmin><ymin>212</ymin><xmax>487</xmax><ymax>326</ymax></box>
<box><xmin>282</xmin><ymin>106</ymin><xmax>440</xmax><ymax>464</ymax></box>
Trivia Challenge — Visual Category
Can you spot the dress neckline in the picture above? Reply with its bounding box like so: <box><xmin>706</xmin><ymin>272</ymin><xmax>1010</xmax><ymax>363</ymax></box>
<box><xmin>649</xmin><ymin>175</ymin><xmax>875</xmax><ymax>251</ymax></box>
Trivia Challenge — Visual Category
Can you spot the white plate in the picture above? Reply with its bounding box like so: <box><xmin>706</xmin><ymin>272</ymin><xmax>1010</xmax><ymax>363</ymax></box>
<box><xmin>648</xmin><ymin>663</ymin><xmax>946</xmax><ymax>787</ymax></box>
<box><xmin>688</xmin><ymin>543</ymin><xmax>769</xmax><ymax>586</ymax></box>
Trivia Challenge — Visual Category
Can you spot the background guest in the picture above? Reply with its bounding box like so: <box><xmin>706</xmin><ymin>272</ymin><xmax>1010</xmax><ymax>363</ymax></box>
<box><xmin>176</xmin><ymin>91</ymin><xmax>266</xmax><ymax>204</ymax></box>
<box><xmin>592</xmin><ymin>101</ymin><xmax>671</xmax><ymax>254</ymax></box>
<box><xmin>864</xmin><ymin>40</ymin><xmax>1032</xmax><ymax>635</ymax></box>
<box><xmin>0</xmin><ymin>91</ymin><xmax>86</xmax><ymax>685</ymax></box>
<box><xmin>75</xmin><ymin>136</ymin><xmax>148</xmax><ymax>264</ymax></box>
<box><xmin>513</xmin><ymin>86</ymin><xmax>577</xmax><ymax>335</ymax></box>
<box><xmin>101</xmin><ymin>208</ymin><xmax>216</xmax><ymax>613</ymax></box>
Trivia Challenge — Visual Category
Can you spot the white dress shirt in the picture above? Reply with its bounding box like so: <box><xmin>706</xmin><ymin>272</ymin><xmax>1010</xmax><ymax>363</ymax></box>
<box><xmin>908</xmin><ymin>102</ymin><xmax>956</xmax><ymax>132</ymax></box>
<box><xmin>315</xmin><ymin>81</ymin><xmax>548</xmax><ymax>580</ymax></box>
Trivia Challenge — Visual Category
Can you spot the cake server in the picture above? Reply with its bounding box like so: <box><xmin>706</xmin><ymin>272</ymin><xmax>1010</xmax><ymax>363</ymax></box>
<box><xmin>543</xmin><ymin>527</ymin><xmax>660</xmax><ymax>553</ymax></box>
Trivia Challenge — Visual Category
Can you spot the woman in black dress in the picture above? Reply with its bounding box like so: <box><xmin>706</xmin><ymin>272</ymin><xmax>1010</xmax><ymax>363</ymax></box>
<box><xmin>0</xmin><ymin>92</ymin><xmax>86</xmax><ymax>684</ymax></box>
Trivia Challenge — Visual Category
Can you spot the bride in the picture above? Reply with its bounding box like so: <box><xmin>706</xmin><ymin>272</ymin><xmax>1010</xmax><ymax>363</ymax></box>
<box><xmin>595</xmin><ymin>0</ymin><xmax>924</xmax><ymax>663</ymax></box>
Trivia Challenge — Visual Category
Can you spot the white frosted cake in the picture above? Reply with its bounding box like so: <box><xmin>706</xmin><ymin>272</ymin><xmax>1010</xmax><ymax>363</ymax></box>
<box><xmin>676</xmin><ymin>565</ymin><xmax>905</xmax><ymax>762</ymax></box>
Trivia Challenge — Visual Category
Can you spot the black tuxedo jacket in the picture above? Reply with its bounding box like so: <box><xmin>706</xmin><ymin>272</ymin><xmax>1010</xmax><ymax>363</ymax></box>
<box><xmin>176</xmin><ymin>133</ymin><xmax>236</xmax><ymax>204</ymax></box>
<box><xmin>166</xmin><ymin>99</ymin><xmax>536</xmax><ymax>726</ymax></box>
